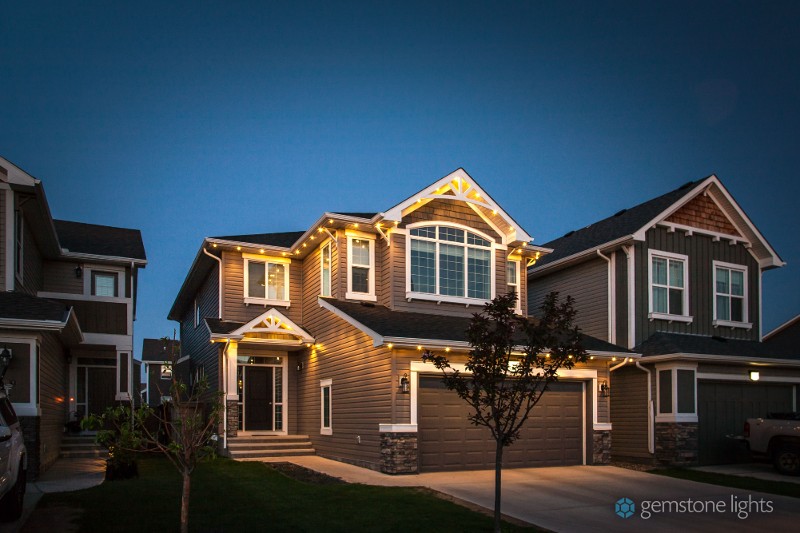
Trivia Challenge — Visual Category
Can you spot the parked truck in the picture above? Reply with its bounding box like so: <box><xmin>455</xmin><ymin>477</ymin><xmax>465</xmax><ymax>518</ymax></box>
<box><xmin>743</xmin><ymin>413</ymin><xmax>800</xmax><ymax>476</ymax></box>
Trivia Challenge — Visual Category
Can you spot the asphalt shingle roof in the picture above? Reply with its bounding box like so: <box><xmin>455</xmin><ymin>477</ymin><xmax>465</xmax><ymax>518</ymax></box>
<box><xmin>323</xmin><ymin>298</ymin><xmax>632</xmax><ymax>354</ymax></box>
<box><xmin>141</xmin><ymin>338</ymin><xmax>180</xmax><ymax>362</ymax></box>
<box><xmin>329</xmin><ymin>212</ymin><xmax>378</xmax><ymax>219</ymax></box>
<box><xmin>0</xmin><ymin>292</ymin><xmax>71</xmax><ymax>322</ymax></box>
<box><xmin>205</xmin><ymin>318</ymin><xmax>245</xmax><ymax>335</ymax></box>
<box><xmin>636</xmin><ymin>332</ymin><xmax>798</xmax><ymax>360</ymax></box>
<box><xmin>211</xmin><ymin>231</ymin><xmax>305</xmax><ymax>248</ymax></box>
<box><xmin>54</xmin><ymin>220</ymin><xmax>146</xmax><ymax>260</ymax></box>
<box><xmin>534</xmin><ymin>179</ymin><xmax>704</xmax><ymax>267</ymax></box>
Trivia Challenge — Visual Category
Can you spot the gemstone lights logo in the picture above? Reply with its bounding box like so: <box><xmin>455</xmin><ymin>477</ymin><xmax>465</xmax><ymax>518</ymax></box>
<box><xmin>615</xmin><ymin>497</ymin><xmax>636</xmax><ymax>518</ymax></box>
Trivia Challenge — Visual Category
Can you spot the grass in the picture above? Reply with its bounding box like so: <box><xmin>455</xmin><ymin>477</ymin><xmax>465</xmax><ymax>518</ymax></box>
<box><xmin>653</xmin><ymin>468</ymin><xmax>800</xmax><ymax>499</ymax></box>
<box><xmin>35</xmin><ymin>457</ymin><xmax>538</xmax><ymax>532</ymax></box>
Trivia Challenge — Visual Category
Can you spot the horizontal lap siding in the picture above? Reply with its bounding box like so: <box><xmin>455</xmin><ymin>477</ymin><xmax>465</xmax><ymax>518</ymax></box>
<box><xmin>635</xmin><ymin>229</ymin><xmax>760</xmax><ymax>345</ymax></box>
<box><xmin>19</xmin><ymin>211</ymin><xmax>43</xmax><ymax>294</ymax></box>
<box><xmin>39</xmin><ymin>333</ymin><xmax>68</xmax><ymax>472</ymax></box>
<box><xmin>615</xmin><ymin>250</ymin><xmax>629</xmax><ymax>348</ymax></box>
<box><xmin>528</xmin><ymin>257</ymin><xmax>609</xmax><ymax>341</ymax></box>
<box><xmin>610</xmin><ymin>365</ymin><xmax>650</xmax><ymax>459</ymax></box>
<box><xmin>181</xmin><ymin>266</ymin><xmax>220</xmax><ymax>391</ymax></box>
<box><xmin>42</xmin><ymin>261</ymin><xmax>83</xmax><ymax>294</ymax></box>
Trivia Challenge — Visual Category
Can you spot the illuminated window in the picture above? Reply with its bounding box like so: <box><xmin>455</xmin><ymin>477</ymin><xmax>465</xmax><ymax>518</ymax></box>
<box><xmin>506</xmin><ymin>260</ymin><xmax>522</xmax><ymax>314</ymax></box>
<box><xmin>320</xmin><ymin>242</ymin><xmax>332</xmax><ymax>297</ymax></box>
<box><xmin>346</xmin><ymin>234</ymin><xmax>376</xmax><ymax>301</ymax></box>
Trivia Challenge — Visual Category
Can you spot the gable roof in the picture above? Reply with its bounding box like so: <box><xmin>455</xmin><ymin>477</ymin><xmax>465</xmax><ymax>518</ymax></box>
<box><xmin>204</xmin><ymin>308</ymin><xmax>314</xmax><ymax>346</ymax></box>
<box><xmin>210</xmin><ymin>231</ymin><xmax>306</xmax><ymax>248</ymax></box>
<box><xmin>319</xmin><ymin>297</ymin><xmax>633</xmax><ymax>355</ymax></box>
<box><xmin>635</xmin><ymin>332</ymin><xmax>798</xmax><ymax>361</ymax></box>
<box><xmin>531</xmin><ymin>175</ymin><xmax>783</xmax><ymax>273</ymax></box>
<box><xmin>763</xmin><ymin>314</ymin><xmax>800</xmax><ymax>355</ymax></box>
<box><xmin>141</xmin><ymin>338</ymin><xmax>180</xmax><ymax>362</ymax></box>
<box><xmin>54</xmin><ymin>220</ymin><xmax>147</xmax><ymax>262</ymax></box>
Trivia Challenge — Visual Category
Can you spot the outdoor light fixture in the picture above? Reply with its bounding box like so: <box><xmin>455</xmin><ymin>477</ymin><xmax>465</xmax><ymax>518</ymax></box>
<box><xmin>599</xmin><ymin>380</ymin><xmax>610</xmax><ymax>397</ymax></box>
<box><xmin>74</xmin><ymin>265</ymin><xmax>83</xmax><ymax>278</ymax></box>
<box><xmin>749</xmin><ymin>371</ymin><xmax>760</xmax><ymax>381</ymax></box>
<box><xmin>0</xmin><ymin>346</ymin><xmax>12</xmax><ymax>380</ymax></box>
<box><xmin>399</xmin><ymin>373</ymin><xmax>410</xmax><ymax>394</ymax></box>
<box><xmin>297</xmin><ymin>361</ymin><xmax>304</xmax><ymax>372</ymax></box>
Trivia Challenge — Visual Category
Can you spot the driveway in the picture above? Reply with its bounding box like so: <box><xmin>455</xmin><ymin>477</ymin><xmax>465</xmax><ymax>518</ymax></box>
<box><xmin>280</xmin><ymin>457</ymin><xmax>799</xmax><ymax>531</ymax></box>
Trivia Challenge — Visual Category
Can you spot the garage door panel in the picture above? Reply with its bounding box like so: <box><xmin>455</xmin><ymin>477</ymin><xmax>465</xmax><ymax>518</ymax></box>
<box><xmin>419</xmin><ymin>378</ymin><xmax>584</xmax><ymax>471</ymax></box>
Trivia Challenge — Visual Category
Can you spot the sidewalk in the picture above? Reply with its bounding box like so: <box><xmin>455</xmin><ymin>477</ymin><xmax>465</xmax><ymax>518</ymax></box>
<box><xmin>0</xmin><ymin>458</ymin><xmax>105</xmax><ymax>533</ymax></box>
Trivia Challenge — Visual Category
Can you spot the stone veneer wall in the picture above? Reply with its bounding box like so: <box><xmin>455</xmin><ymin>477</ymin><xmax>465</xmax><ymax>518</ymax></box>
<box><xmin>655</xmin><ymin>422</ymin><xmax>698</xmax><ymax>466</ymax></box>
<box><xmin>593</xmin><ymin>430</ymin><xmax>611</xmax><ymax>464</ymax></box>
<box><xmin>225</xmin><ymin>401</ymin><xmax>238</xmax><ymax>439</ymax></box>
<box><xmin>19</xmin><ymin>416</ymin><xmax>41</xmax><ymax>479</ymax></box>
<box><xmin>380</xmin><ymin>432</ymin><xmax>418</xmax><ymax>474</ymax></box>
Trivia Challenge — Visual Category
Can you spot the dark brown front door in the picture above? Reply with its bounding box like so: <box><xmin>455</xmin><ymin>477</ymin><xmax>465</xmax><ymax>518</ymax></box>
<box><xmin>245</xmin><ymin>367</ymin><xmax>274</xmax><ymax>431</ymax></box>
<box><xmin>87</xmin><ymin>367</ymin><xmax>116</xmax><ymax>416</ymax></box>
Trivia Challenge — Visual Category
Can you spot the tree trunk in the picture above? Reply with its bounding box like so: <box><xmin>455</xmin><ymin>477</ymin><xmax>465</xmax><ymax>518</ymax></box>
<box><xmin>494</xmin><ymin>441</ymin><xmax>503</xmax><ymax>533</ymax></box>
<box><xmin>181</xmin><ymin>470</ymin><xmax>191</xmax><ymax>533</ymax></box>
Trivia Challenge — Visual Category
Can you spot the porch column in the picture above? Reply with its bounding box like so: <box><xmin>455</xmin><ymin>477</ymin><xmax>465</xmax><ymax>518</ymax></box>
<box><xmin>225</xmin><ymin>341</ymin><xmax>239</xmax><ymax>437</ymax></box>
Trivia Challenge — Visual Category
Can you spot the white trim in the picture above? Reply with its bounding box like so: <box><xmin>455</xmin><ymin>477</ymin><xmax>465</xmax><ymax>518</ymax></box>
<box><xmin>758</xmin><ymin>270</ymin><xmax>764</xmax><ymax>340</ymax></box>
<box><xmin>320</xmin><ymin>240</ymin><xmax>332</xmax><ymax>297</ymax></box>
<box><xmin>346</xmin><ymin>233</ymin><xmax>376</xmax><ymax>301</ymax></box>
<box><xmin>81</xmin><ymin>333</ymin><xmax>133</xmax><ymax>351</ymax></box>
<box><xmin>36</xmin><ymin>290</ymin><xmax>129</xmax><ymax>304</ymax></box>
<box><xmin>647</xmin><ymin>249</ymin><xmax>690</xmax><ymax>320</ymax></box>
<box><xmin>507</xmin><ymin>258</ymin><xmax>522</xmax><ymax>314</ymax></box>
<box><xmin>642</xmin><ymin>352</ymin><xmax>800</xmax><ymax>366</ymax></box>
<box><xmin>655</xmin><ymin>363</ymin><xmax>698</xmax><ymax>422</ymax></box>
<box><xmin>657</xmin><ymin>221</ymin><xmax>746</xmax><ymax>245</ymax></box>
<box><xmin>582</xmin><ymin>382</ymin><xmax>587</xmax><ymax>465</ymax></box>
<box><xmin>230</xmin><ymin>308</ymin><xmax>315</xmax><ymax>344</ymax></box>
<box><xmin>14</xmin><ymin>207</ymin><xmax>23</xmax><ymax>284</ymax></box>
<box><xmin>2</xmin><ymin>336</ymin><xmax>39</xmax><ymax>411</ymax></box>
<box><xmin>318</xmin><ymin>297</ymin><xmax>383</xmax><ymax>346</ymax></box>
<box><xmin>378</xmin><ymin>424</ymin><xmax>418</xmax><ymax>433</ymax></box>
<box><xmin>712</xmin><ymin>260</ymin><xmax>749</xmax><ymax>327</ymax></box>
<box><xmin>320</xmin><ymin>378</ymin><xmax>332</xmax><ymax>435</ymax></box>
<box><xmin>764</xmin><ymin>314</ymin><xmax>800</xmax><ymax>341</ymax></box>
<box><xmin>697</xmin><ymin>372</ymin><xmax>800</xmax><ymax>383</ymax></box>
<box><xmin>243</xmin><ymin>255</ymin><xmax>291</xmax><ymax>306</ymax></box>
<box><xmin>4</xmin><ymin>190</ymin><xmax>14</xmax><ymax>291</ymax></box>
<box><xmin>404</xmin><ymin>292</ymin><xmax>490</xmax><ymax>307</ymax></box>
<box><xmin>83</xmin><ymin>265</ymin><xmax>125</xmax><ymax>298</ymax></box>
<box><xmin>0</xmin><ymin>317</ymin><xmax>67</xmax><ymax>330</ymax></box>
<box><xmin>594</xmin><ymin>423</ymin><xmax>613</xmax><ymax>431</ymax></box>
<box><xmin>648</xmin><ymin>312</ymin><xmax>694</xmax><ymax>323</ymax></box>
<box><xmin>624</xmin><ymin>245</ymin><xmax>635</xmax><ymax>349</ymax></box>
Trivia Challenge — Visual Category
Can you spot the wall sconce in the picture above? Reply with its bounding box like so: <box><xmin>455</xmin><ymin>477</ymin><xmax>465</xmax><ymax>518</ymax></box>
<box><xmin>599</xmin><ymin>380</ymin><xmax>610</xmax><ymax>397</ymax></box>
<box><xmin>296</xmin><ymin>361</ymin><xmax>304</xmax><ymax>372</ymax></box>
<box><xmin>0</xmin><ymin>346</ymin><xmax>12</xmax><ymax>380</ymax></box>
<box><xmin>399</xmin><ymin>373</ymin><xmax>410</xmax><ymax>394</ymax></box>
<box><xmin>75</xmin><ymin>265</ymin><xmax>83</xmax><ymax>278</ymax></box>
<box><xmin>749</xmin><ymin>371</ymin><xmax>760</xmax><ymax>381</ymax></box>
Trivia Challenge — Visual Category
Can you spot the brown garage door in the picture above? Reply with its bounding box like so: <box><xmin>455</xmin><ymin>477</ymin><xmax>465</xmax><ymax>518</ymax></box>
<box><xmin>418</xmin><ymin>377</ymin><xmax>584</xmax><ymax>472</ymax></box>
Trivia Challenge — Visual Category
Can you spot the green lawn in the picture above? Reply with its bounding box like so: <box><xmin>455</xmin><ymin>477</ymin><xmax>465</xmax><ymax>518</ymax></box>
<box><xmin>35</xmin><ymin>458</ymin><xmax>537</xmax><ymax>532</ymax></box>
<box><xmin>653</xmin><ymin>468</ymin><xmax>800</xmax><ymax>499</ymax></box>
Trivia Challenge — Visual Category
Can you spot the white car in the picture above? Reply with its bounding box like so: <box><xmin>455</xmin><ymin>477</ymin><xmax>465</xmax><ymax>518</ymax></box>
<box><xmin>0</xmin><ymin>390</ymin><xmax>26</xmax><ymax>522</ymax></box>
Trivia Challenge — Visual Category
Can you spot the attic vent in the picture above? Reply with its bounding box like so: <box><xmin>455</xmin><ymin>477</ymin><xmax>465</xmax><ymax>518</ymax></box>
<box><xmin>562</xmin><ymin>230</ymin><xmax>575</xmax><ymax>238</ymax></box>
<box><xmin>613</xmin><ymin>209</ymin><xmax>627</xmax><ymax>217</ymax></box>
<box><xmin>678</xmin><ymin>181</ymin><xmax>695</xmax><ymax>191</ymax></box>
<box><xmin>360</xmin><ymin>302</ymin><xmax>375</xmax><ymax>308</ymax></box>
<box><xmin>711</xmin><ymin>335</ymin><xmax>728</xmax><ymax>343</ymax></box>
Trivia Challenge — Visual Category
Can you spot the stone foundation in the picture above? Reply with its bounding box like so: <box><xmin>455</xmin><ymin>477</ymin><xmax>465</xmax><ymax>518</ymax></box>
<box><xmin>592</xmin><ymin>430</ymin><xmax>611</xmax><ymax>464</ymax></box>
<box><xmin>655</xmin><ymin>422</ymin><xmax>698</xmax><ymax>466</ymax></box>
<box><xmin>380</xmin><ymin>432</ymin><xmax>418</xmax><ymax>474</ymax></box>
<box><xmin>225</xmin><ymin>400</ymin><xmax>239</xmax><ymax>438</ymax></box>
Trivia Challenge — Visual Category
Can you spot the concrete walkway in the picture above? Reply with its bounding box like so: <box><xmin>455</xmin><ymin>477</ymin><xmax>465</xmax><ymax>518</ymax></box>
<box><xmin>0</xmin><ymin>458</ymin><xmax>105</xmax><ymax>533</ymax></box>
<box><xmin>269</xmin><ymin>456</ymin><xmax>800</xmax><ymax>531</ymax></box>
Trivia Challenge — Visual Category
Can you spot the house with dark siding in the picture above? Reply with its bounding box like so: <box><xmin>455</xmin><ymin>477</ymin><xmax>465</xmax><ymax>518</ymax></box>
<box><xmin>528</xmin><ymin>174</ymin><xmax>800</xmax><ymax>466</ymax></box>
<box><xmin>141</xmin><ymin>338</ymin><xmax>180</xmax><ymax>406</ymax></box>
<box><xmin>0</xmin><ymin>156</ymin><xmax>146</xmax><ymax>478</ymax></box>
<box><xmin>169</xmin><ymin>168</ymin><xmax>631</xmax><ymax>473</ymax></box>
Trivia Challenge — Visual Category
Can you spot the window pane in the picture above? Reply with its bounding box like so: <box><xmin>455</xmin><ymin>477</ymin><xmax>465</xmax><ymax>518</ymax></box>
<box><xmin>507</xmin><ymin>261</ymin><xmax>517</xmax><ymax>284</ymax></box>
<box><xmin>322</xmin><ymin>387</ymin><xmax>330</xmax><ymax>427</ymax></box>
<box><xmin>668</xmin><ymin>259</ymin><xmax>684</xmax><ymax>288</ymax></box>
<box><xmin>352</xmin><ymin>266</ymin><xmax>369</xmax><ymax>293</ymax></box>
<box><xmin>652</xmin><ymin>257</ymin><xmax>667</xmax><ymax>285</ymax></box>
<box><xmin>321</xmin><ymin>245</ymin><xmax>331</xmax><ymax>297</ymax></box>
<box><xmin>93</xmin><ymin>273</ymin><xmax>117</xmax><ymax>297</ymax></box>
<box><xmin>677</xmin><ymin>370</ymin><xmax>695</xmax><ymax>413</ymax></box>
<box><xmin>351</xmin><ymin>239</ymin><xmax>370</xmax><ymax>266</ymax></box>
<box><xmin>439</xmin><ymin>243</ymin><xmax>464</xmax><ymax>296</ymax></box>
<box><xmin>716</xmin><ymin>268</ymin><xmax>729</xmax><ymax>293</ymax></box>
<box><xmin>267</xmin><ymin>263</ymin><xmax>286</xmax><ymax>300</ymax></box>
<box><xmin>652</xmin><ymin>286</ymin><xmax>667</xmax><ymax>313</ymax></box>
<box><xmin>731</xmin><ymin>270</ymin><xmax>744</xmax><ymax>296</ymax></box>
<box><xmin>411</xmin><ymin>239</ymin><xmax>436</xmax><ymax>293</ymax></box>
<box><xmin>668</xmin><ymin>288</ymin><xmax>683</xmax><ymax>315</ymax></box>
<box><xmin>410</xmin><ymin>226</ymin><xmax>436</xmax><ymax>239</ymax></box>
<box><xmin>467</xmin><ymin>232</ymin><xmax>490</xmax><ymax>247</ymax></box>
<box><xmin>658</xmin><ymin>370</ymin><xmax>672</xmax><ymax>414</ymax></box>
<box><xmin>467</xmin><ymin>248</ymin><xmax>491</xmax><ymax>299</ymax></box>
<box><xmin>248</xmin><ymin>262</ymin><xmax>266</xmax><ymax>298</ymax></box>
<box><xmin>439</xmin><ymin>227</ymin><xmax>464</xmax><ymax>243</ymax></box>
<box><xmin>731</xmin><ymin>297</ymin><xmax>744</xmax><ymax>322</ymax></box>
<box><xmin>716</xmin><ymin>295</ymin><xmax>730</xmax><ymax>320</ymax></box>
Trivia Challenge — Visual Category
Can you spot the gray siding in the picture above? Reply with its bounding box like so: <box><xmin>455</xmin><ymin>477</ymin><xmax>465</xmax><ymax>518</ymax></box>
<box><xmin>610</xmin><ymin>365</ymin><xmax>651</xmax><ymax>460</ymax></box>
<box><xmin>634</xmin><ymin>228</ymin><xmax>760</xmax><ymax>345</ymax></box>
<box><xmin>528</xmin><ymin>257</ymin><xmax>609</xmax><ymax>340</ymax></box>
<box><xmin>614</xmin><ymin>250</ymin><xmax>629</xmax><ymax>347</ymax></box>
<box><xmin>18</xmin><ymin>208</ymin><xmax>44</xmax><ymax>295</ymax></box>
<box><xmin>180</xmin><ymin>265</ymin><xmax>220</xmax><ymax>394</ymax></box>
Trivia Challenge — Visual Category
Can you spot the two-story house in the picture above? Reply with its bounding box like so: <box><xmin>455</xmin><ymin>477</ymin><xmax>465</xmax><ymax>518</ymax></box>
<box><xmin>528</xmin><ymin>174</ymin><xmax>799</xmax><ymax>466</ymax></box>
<box><xmin>169</xmin><ymin>169</ymin><xmax>631</xmax><ymax>473</ymax></box>
<box><xmin>0</xmin><ymin>156</ymin><xmax>146</xmax><ymax>478</ymax></box>
<box><xmin>141</xmin><ymin>338</ymin><xmax>180</xmax><ymax>406</ymax></box>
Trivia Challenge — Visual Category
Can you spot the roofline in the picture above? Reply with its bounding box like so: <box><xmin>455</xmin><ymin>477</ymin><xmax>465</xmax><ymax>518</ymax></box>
<box><xmin>528</xmin><ymin>235</ymin><xmax>634</xmax><ymax>277</ymax></box>
<box><xmin>318</xmin><ymin>297</ymin><xmax>384</xmax><ymax>347</ymax></box>
<box><xmin>0</xmin><ymin>317</ymin><xmax>68</xmax><ymax>331</ymax></box>
<box><xmin>640</xmin><ymin>353</ymin><xmax>800</xmax><ymax>366</ymax></box>
<box><xmin>168</xmin><ymin>241</ymin><xmax>216</xmax><ymax>320</ymax></box>
<box><xmin>61</xmin><ymin>251</ymin><xmax>147</xmax><ymax>266</ymax></box>
<box><xmin>763</xmin><ymin>314</ymin><xmax>800</xmax><ymax>341</ymax></box>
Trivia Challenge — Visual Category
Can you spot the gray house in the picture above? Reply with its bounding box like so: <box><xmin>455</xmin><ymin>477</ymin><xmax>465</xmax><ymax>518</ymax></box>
<box><xmin>528</xmin><ymin>174</ymin><xmax>799</xmax><ymax>466</ymax></box>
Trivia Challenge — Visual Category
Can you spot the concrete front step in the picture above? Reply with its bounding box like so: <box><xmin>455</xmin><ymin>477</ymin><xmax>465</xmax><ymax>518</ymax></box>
<box><xmin>228</xmin><ymin>441</ymin><xmax>313</xmax><ymax>451</ymax></box>
<box><xmin>229</xmin><ymin>448</ymin><xmax>316</xmax><ymax>459</ymax></box>
<box><xmin>230</xmin><ymin>435</ymin><xmax>311</xmax><ymax>443</ymax></box>
<box><xmin>227</xmin><ymin>435</ymin><xmax>315</xmax><ymax>460</ymax></box>
<box><xmin>60</xmin><ymin>449</ymin><xmax>107</xmax><ymax>458</ymax></box>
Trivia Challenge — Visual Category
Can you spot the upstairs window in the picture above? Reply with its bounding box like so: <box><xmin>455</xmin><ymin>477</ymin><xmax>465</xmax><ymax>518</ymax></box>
<box><xmin>243</xmin><ymin>254</ymin><xmax>291</xmax><ymax>306</ymax></box>
<box><xmin>408</xmin><ymin>224</ymin><xmax>494</xmax><ymax>303</ymax></box>
<box><xmin>320</xmin><ymin>242</ymin><xmax>332</xmax><ymax>297</ymax></box>
<box><xmin>648</xmin><ymin>250</ymin><xmax>691</xmax><ymax>322</ymax></box>
<box><xmin>714</xmin><ymin>261</ymin><xmax>750</xmax><ymax>328</ymax></box>
<box><xmin>506</xmin><ymin>260</ymin><xmax>522</xmax><ymax>314</ymax></box>
<box><xmin>346</xmin><ymin>233</ymin><xmax>376</xmax><ymax>301</ymax></box>
<box><xmin>92</xmin><ymin>271</ymin><xmax>118</xmax><ymax>297</ymax></box>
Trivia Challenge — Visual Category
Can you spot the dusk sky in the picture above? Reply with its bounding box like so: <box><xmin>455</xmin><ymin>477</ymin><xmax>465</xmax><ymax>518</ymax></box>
<box><xmin>2</xmin><ymin>1</ymin><xmax>798</xmax><ymax>358</ymax></box>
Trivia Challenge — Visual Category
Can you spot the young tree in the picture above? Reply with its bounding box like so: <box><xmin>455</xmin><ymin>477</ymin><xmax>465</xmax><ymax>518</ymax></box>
<box><xmin>422</xmin><ymin>291</ymin><xmax>587</xmax><ymax>533</ymax></box>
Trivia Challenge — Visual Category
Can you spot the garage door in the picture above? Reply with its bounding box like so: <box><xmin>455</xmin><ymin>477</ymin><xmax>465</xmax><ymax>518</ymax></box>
<box><xmin>418</xmin><ymin>377</ymin><xmax>584</xmax><ymax>472</ymax></box>
<box><xmin>698</xmin><ymin>381</ymin><xmax>794</xmax><ymax>465</ymax></box>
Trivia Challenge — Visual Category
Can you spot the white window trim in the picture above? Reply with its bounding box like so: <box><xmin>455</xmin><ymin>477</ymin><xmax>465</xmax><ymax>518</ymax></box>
<box><xmin>242</xmin><ymin>253</ymin><xmax>292</xmax><ymax>307</ymax></box>
<box><xmin>14</xmin><ymin>209</ymin><xmax>23</xmax><ymax>283</ymax></box>
<box><xmin>320</xmin><ymin>378</ymin><xmax>332</xmax><ymax>435</ymax></box>
<box><xmin>320</xmin><ymin>240</ymin><xmax>332</xmax><ymax>297</ymax></box>
<box><xmin>345</xmin><ymin>231</ymin><xmax>376</xmax><ymax>301</ymax></box>
<box><xmin>712</xmin><ymin>260</ymin><xmax>752</xmax><ymax>329</ymax></box>
<box><xmin>647</xmin><ymin>249</ymin><xmax>692</xmax><ymax>323</ymax></box>
<box><xmin>507</xmin><ymin>259</ymin><xmax>522</xmax><ymax>314</ymax></box>
<box><xmin>655</xmin><ymin>362</ymin><xmax>698</xmax><ymax>423</ymax></box>
<box><xmin>83</xmin><ymin>265</ymin><xmax>126</xmax><ymax>298</ymax></box>
<box><xmin>405</xmin><ymin>221</ymin><xmax>496</xmax><ymax>306</ymax></box>
<box><xmin>4</xmin><ymin>336</ymin><xmax>40</xmax><ymax>416</ymax></box>
<box><xmin>193</xmin><ymin>298</ymin><xmax>200</xmax><ymax>328</ymax></box>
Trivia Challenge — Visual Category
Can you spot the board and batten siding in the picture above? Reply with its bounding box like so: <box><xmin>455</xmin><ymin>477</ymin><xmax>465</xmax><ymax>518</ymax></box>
<box><xmin>42</xmin><ymin>261</ymin><xmax>84</xmax><ymax>294</ymax></box>
<box><xmin>614</xmin><ymin>250</ymin><xmax>629</xmax><ymax>348</ymax></box>
<box><xmin>180</xmin><ymin>266</ymin><xmax>220</xmax><ymax>392</ymax></box>
<box><xmin>38</xmin><ymin>332</ymin><xmax>69</xmax><ymax>472</ymax></box>
<box><xmin>528</xmin><ymin>257</ymin><xmax>609</xmax><ymax>341</ymax></box>
<box><xmin>634</xmin><ymin>228</ymin><xmax>760</xmax><ymax>345</ymax></box>
<box><xmin>0</xmin><ymin>187</ymin><xmax>6</xmax><ymax>291</ymax></box>
<box><xmin>610</xmin><ymin>365</ymin><xmax>650</xmax><ymax>460</ymax></box>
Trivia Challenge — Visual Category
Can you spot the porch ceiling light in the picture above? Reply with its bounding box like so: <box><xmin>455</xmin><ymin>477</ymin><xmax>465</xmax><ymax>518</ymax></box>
<box><xmin>749</xmin><ymin>371</ymin><xmax>760</xmax><ymax>381</ymax></box>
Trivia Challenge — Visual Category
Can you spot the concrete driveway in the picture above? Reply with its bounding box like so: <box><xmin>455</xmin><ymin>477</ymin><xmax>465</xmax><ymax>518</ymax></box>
<box><xmin>278</xmin><ymin>457</ymin><xmax>799</xmax><ymax>531</ymax></box>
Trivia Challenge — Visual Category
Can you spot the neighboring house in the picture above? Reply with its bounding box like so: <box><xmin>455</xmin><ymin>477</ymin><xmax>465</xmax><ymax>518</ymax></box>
<box><xmin>763</xmin><ymin>315</ymin><xmax>800</xmax><ymax>356</ymax></box>
<box><xmin>0</xmin><ymin>156</ymin><xmax>146</xmax><ymax>478</ymax></box>
<box><xmin>169</xmin><ymin>168</ymin><xmax>631</xmax><ymax>473</ymax></box>
<box><xmin>141</xmin><ymin>338</ymin><xmax>180</xmax><ymax>406</ymax></box>
<box><xmin>528</xmin><ymin>174</ymin><xmax>799</xmax><ymax>466</ymax></box>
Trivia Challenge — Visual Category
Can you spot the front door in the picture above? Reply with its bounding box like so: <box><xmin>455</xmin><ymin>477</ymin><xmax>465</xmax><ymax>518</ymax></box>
<box><xmin>244</xmin><ymin>366</ymin><xmax>274</xmax><ymax>431</ymax></box>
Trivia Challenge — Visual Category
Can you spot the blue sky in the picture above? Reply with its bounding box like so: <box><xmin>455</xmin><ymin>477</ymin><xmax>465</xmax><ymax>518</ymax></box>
<box><xmin>2</xmin><ymin>1</ymin><xmax>798</xmax><ymax>354</ymax></box>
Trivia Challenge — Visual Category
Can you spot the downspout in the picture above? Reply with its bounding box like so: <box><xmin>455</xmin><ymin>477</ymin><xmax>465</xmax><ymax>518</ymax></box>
<box><xmin>201</xmin><ymin>246</ymin><xmax>226</xmax><ymax>448</ymax></box>
<box><xmin>201</xmin><ymin>246</ymin><xmax>223</xmax><ymax>318</ymax></box>
<box><xmin>635</xmin><ymin>361</ymin><xmax>655</xmax><ymax>454</ymax></box>
<box><xmin>596</xmin><ymin>250</ymin><xmax>613</xmax><ymax>343</ymax></box>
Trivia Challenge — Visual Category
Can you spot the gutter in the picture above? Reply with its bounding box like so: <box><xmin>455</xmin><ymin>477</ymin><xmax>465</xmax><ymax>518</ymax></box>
<box><xmin>596</xmin><ymin>250</ymin><xmax>614</xmax><ymax>343</ymax></box>
<box><xmin>61</xmin><ymin>251</ymin><xmax>147</xmax><ymax>267</ymax></box>
<box><xmin>639</xmin><ymin>353</ymin><xmax>800</xmax><ymax>366</ymax></box>
<box><xmin>528</xmin><ymin>236</ymin><xmax>633</xmax><ymax>278</ymax></box>
<box><xmin>635</xmin><ymin>361</ymin><xmax>655</xmax><ymax>454</ymax></box>
<box><xmin>201</xmin><ymin>246</ymin><xmax>223</xmax><ymax>319</ymax></box>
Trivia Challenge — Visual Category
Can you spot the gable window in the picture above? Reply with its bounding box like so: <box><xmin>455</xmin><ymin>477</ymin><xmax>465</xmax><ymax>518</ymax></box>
<box><xmin>14</xmin><ymin>210</ymin><xmax>23</xmax><ymax>280</ymax></box>
<box><xmin>655</xmin><ymin>364</ymin><xmax>697</xmax><ymax>422</ymax></box>
<box><xmin>506</xmin><ymin>259</ymin><xmax>522</xmax><ymax>314</ymax></box>
<box><xmin>92</xmin><ymin>271</ymin><xmax>119</xmax><ymax>297</ymax></box>
<box><xmin>320</xmin><ymin>378</ymin><xmax>332</xmax><ymax>435</ymax></box>
<box><xmin>713</xmin><ymin>261</ymin><xmax>751</xmax><ymax>328</ymax></box>
<box><xmin>648</xmin><ymin>250</ymin><xmax>691</xmax><ymax>322</ymax></box>
<box><xmin>346</xmin><ymin>232</ymin><xmax>376</xmax><ymax>301</ymax></box>
<box><xmin>320</xmin><ymin>242</ymin><xmax>332</xmax><ymax>297</ymax></box>
<box><xmin>243</xmin><ymin>253</ymin><xmax>291</xmax><ymax>306</ymax></box>
<box><xmin>408</xmin><ymin>224</ymin><xmax>494</xmax><ymax>304</ymax></box>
